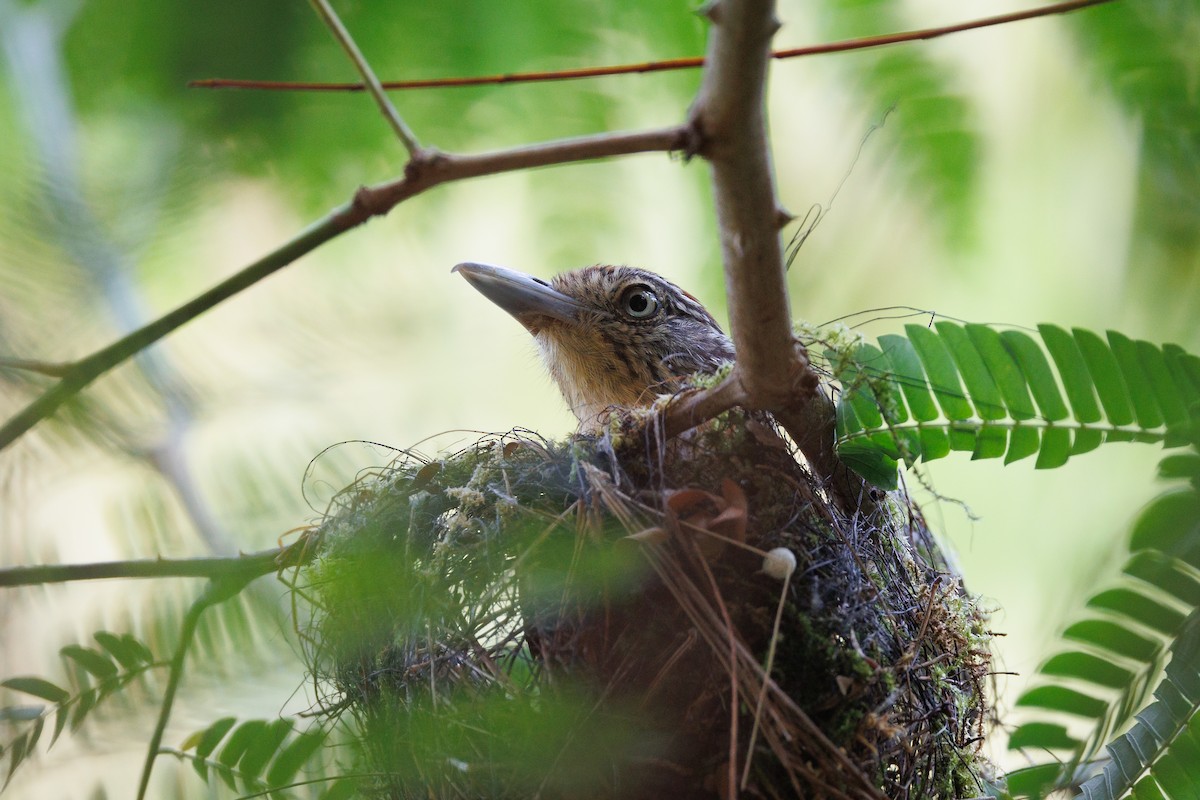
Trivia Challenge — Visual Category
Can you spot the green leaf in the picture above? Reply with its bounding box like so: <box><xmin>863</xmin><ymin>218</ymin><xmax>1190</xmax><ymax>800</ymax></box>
<box><xmin>1125</xmin><ymin>551</ymin><xmax>1200</xmax><ymax>606</ymax></box>
<box><xmin>1002</xmin><ymin>329</ymin><xmax>1070</xmax><ymax>421</ymax></box>
<box><xmin>1007</xmin><ymin>722</ymin><xmax>1080</xmax><ymax>751</ymax></box>
<box><xmin>92</xmin><ymin>632</ymin><xmax>148</xmax><ymax>671</ymax></box>
<box><xmin>906</xmin><ymin>324</ymin><xmax>973</xmax><ymax>420</ymax></box>
<box><xmin>1131</xmin><ymin>775</ymin><xmax>1168</xmax><ymax>800</ymax></box>
<box><xmin>1137</xmin><ymin>340</ymin><xmax>1189</xmax><ymax>428</ymax></box>
<box><xmin>1129</xmin><ymin>488</ymin><xmax>1200</xmax><ymax>563</ymax></box>
<box><xmin>918</xmin><ymin>427</ymin><xmax>951</xmax><ymax>462</ymax></box>
<box><xmin>1109</xmin><ymin>332</ymin><xmax>1165</xmax><ymax>430</ymax></box>
<box><xmin>265</xmin><ymin>728</ymin><xmax>327</xmax><ymax>788</ymax></box>
<box><xmin>971</xmin><ymin>425</ymin><xmax>1007</xmax><ymax>460</ymax></box>
<box><xmin>836</xmin><ymin>439</ymin><xmax>899</xmax><ymax>490</ymax></box>
<box><xmin>1063</xmin><ymin>619</ymin><xmax>1159</xmax><ymax>662</ymax></box>
<box><xmin>1004</xmin><ymin>426</ymin><xmax>1039</xmax><ymax>464</ymax></box>
<box><xmin>1015</xmin><ymin>685</ymin><xmax>1108</xmax><ymax>718</ymax></box>
<box><xmin>879</xmin><ymin>334</ymin><xmax>940</xmax><ymax>421</ymax></box>
<box><xmin>1071</xmin><ymin>427</ymin><xmax>1104</xmax><ymax>455</ymax></box>
<box><xmin>2</xmin><ymin>677</ymin><xmax>69</xmax><ymax>704</ymax></box>
<box><xmin>237</xmin><ymin>718</ymin><xmax>293</xmax><ymax>782</ymax></box>
<box><xmin>320</xmin><ymin>777</ymin><xmax>361</xmax><ymax>800</ymax></box>
<box><xmin>967</xmin><ymin>324</ymin><xmax>1037</xmax><ymax>419</ymax></box>
<box><xmin>1074</xmin><ymin>328</ymin><xmax>1135</xmax><ymax>426</ymax></box>
<box><xmin>4</xmin><ymin>732</ymin><xmax>28</xmax><ymax>790</ymax></box>
<box><xmin>1087</xmin><ymin>588</ymin><xmax>1186</xmax><ymax>636</ymax></box>
<box><xmin>1003</xmin><ymin>763</ymin><xmax>1068</xmax><ymax>797</ymax></box>
<box><xmin>219</xmin><ymin>719</ymin><xmax>267</xmax><ymax>769</ymax></box>
<box><xmin>59</xmin><ymin>645</ymin><xmax>118</xmax><ymax>681</ymax></box>
<box><xmin>936</xmin><ymin>321</ymin><xmax>1006</xmax><ymax>420</ymax></box>
<box><xmin>194</xmin><ymin>716</ymin><xmax>238</xmax><ymax>759</ymax></box>
<box><xmin>1035</xmin><ymin>426</ymin><xmax>1071</xmax><ymax>469</ymax></box>
<box><xmin>1039</xmin><ymin>324</ymin><xmax>1102</xmax><ymax>423</ymax></box>
<box><xmin>1039</xmin><ymin>651</ymin><xmax>1134</xmax><ymax>690</ymax></box>
<box><xmin>1159</xmin><ymin>453</ymin><xmax>1200</xmax><ymax>481</ymax></box>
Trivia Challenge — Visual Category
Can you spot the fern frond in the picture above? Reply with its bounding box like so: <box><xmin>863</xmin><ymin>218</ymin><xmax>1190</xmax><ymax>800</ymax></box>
<box><xmin>828</xmin><ymin>323</ymin><xmax>1200</xmax><ymax>488</ymax></box>
<box><xmin>1077</xmin><ymin>608</ymin><xmax>1200</xmax><ymax>800</ymax></box>
<box><xmin>1</xmin><ymin>631</ymin><xmax>163</xmax><ymax>787</ymax></box>
<box><xmin>1006</xmin><ymin>449</ymin><xmax>1200</xmax><ymax>797</ymax></box>
<box><xmin>167</xmin><ymin>717</ymin><xmax>339</xmax><ymax>798</ymax></box>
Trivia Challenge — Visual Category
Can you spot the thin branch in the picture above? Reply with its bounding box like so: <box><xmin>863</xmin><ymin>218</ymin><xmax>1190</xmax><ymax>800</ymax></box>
<box><xmin>0</xmin><ymin>535</ymin><xmax>318</xmax><ymax>588</ymax></box>
<box><xmin>0</xmin><ymin>126</ymin><xmax>687</xmax><ymax>453</ymax></box>
<box><xmin>190</xmin><ymin>0</ymin><xmax>1114</xmax><ymax>94</ymax></box>
<box><xmin>0</xmin><ymin>356</ymin><xmax>73</xmax><ymax>378</ymax></box>
<box><xmin>307</xmin><ymin>0</ymin><xmax>421</xmax><ymax>155</ymax></box>
<box><xmin>660</xmin><ymin>371</ymin><xmax>746</xmax><ymax>439</ymax></box>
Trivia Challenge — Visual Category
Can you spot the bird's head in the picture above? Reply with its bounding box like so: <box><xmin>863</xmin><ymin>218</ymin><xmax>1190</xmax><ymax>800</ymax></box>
<box><xmin>453</xmin><ymin>262</ymin><xmax>734</xmax><ymax>431</ymax></box>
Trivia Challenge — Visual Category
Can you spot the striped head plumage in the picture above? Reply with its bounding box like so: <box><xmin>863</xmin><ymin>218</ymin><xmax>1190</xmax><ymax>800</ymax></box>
<box><xmin>453</xmin><ymin>262</ymin><xmax>734</xmax><ymax>432</ymax></box>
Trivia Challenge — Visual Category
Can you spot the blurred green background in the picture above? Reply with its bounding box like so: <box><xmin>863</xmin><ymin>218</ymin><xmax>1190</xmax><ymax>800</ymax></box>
<box><xmin>0</xmin><ymin>0</ymin><xmax>1196</xmax><ymax>795</ymax></box>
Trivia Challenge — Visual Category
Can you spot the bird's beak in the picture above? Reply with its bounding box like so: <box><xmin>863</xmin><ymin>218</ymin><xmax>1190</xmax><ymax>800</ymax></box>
<box><xmin>452</xmin><ymin>262</ymin><xmax>581</xmax><ymax>334</ymax></box>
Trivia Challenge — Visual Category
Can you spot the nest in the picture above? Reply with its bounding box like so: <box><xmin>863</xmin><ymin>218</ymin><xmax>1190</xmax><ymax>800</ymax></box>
<box><xmin>298</xmin><ymin>409</ymin><xmax>994</xmax><ymax>799</ymax></box>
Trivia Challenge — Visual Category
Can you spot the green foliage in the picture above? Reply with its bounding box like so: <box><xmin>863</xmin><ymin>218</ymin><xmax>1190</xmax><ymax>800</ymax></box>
<box><xmin>1078</xmin><ymin>609</ymin><xmax>1200</xmax><ymax>800</ymax></box>
<box><xmin>56</xmin><ymin>0</ymin><xmax>705</xmax><ymax>208</ymax></box>
<box><xmin>1071</xmin><ymin>0</ymin><xmax>1200</xmax><ymax>255</ymax></box>
<box><xmin>817</xmin><ymin>0</ymin><xmax>979</xmax><ymax>245</ymax></box>
<box><xmin>1004</xmin><ymin>447</ymin><xmax>1200</xmax><ymax>798</ymax></box>
<box><xmin>829</xmin><ymin>322</ymin><xmax>1200</xmax><ymax>489</ymax></box>
<box><xmin>1</xmin><ymin>632</ymin><xmax>161</xmax><ymax>788</ymax></box>
<box><xmin>171</xmin><ymin>716</ymin><xmax>344</xmax><ymax>799</ymax></box>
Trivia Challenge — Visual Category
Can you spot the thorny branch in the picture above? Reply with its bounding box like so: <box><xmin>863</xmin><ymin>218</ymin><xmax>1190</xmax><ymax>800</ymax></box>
<box><xmin>190</xmin><ymin>0</ymin><xmax>1115</xmax><ymax>94</ymax></box>
<box><xmin>0</xmin><ymin>534</ymin><xmax>319</xmax><ymax>588</ymax></box>
<box><xmin>665</xmin><ymin>0</ymin><xmax>874</xmax><ymax>513</ymax></box>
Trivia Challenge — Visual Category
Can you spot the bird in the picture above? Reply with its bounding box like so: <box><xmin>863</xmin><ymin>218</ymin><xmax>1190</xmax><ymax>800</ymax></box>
<box><xmin>453</xmin><ymin>262</ymin><xmax>735</xmax><ymax>432</ymax></box>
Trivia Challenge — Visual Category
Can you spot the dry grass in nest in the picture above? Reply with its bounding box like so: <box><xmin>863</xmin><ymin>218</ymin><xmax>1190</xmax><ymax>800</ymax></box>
<box><xmin>296</xmin><ymin>410</ymin><xmax>994</xmax><ymax>799</ymax></box>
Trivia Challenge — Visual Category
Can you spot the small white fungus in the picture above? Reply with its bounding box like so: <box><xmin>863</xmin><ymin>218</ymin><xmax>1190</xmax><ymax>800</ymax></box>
<box><xmin>762</xmin><ymin>547</ymin><xmax>796</xmax><ymax>580</ymax></box>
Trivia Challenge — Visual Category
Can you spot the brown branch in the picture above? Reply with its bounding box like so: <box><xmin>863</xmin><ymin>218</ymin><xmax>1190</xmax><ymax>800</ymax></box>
<box><xmin>685</xmin><ymin>0</ymin><xmax>877</xmax><ymax>517</ymax></box>
<box><xmin>690</xmin><ymin>0</ymin><xmax>801</xmax><ymax>408</ymax></box>
<box><xmin>660</xmin><ymin>372</ymin><xmax>747</xmax><ymax>439</ymax></box>
<box><xmin>0</xmin><ymin>127</ymin><xmax>689</xmax><ymax>453</ymax></box>
<box><xmin>190</xmin><ymin>0</ymin><xmax>1114</xmax><ymax>94</ymax></box>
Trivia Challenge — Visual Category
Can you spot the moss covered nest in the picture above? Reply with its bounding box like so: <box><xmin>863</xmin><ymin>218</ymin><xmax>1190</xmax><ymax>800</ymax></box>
<box><xmin>298</xmin><ymin>409</ymin><xmax>994</xmax><ymax>799</ymax></box>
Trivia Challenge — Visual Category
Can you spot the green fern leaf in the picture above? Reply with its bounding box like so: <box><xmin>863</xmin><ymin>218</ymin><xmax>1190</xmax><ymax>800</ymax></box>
<box><xmin>1077</xmin><ymin>609</ymin><xmax>1200</xmax><ymax>800</ymax></box>
<box><xmin>829</xmin><ymin>324</ymin><xmax>1200</xmax><ymax>486</ymax></box>
<box><xmin>1005</xmin><ymin>448</ymin><xmax>1200</xmax><ymax>797</ymax></box>
<box><xmin>2</xmin><ymin>677</ymin><xmax>69</xmax><ymax>705</ymax></box>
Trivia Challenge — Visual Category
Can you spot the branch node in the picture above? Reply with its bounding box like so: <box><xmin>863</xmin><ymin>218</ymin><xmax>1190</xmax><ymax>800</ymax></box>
<box><xmin>774</xmin><ymin>206</ymin><xmax>795</xmax><ymax>229</ymax></box>
<box><xmin>680</xmin><ymin>117</ymin><xmax>707</xmax><ymax>161</ymax></box>
<box><xmin>698</xmin><ymin>0</ymin><xmax>722</xmax><ymax>24</ymax></box>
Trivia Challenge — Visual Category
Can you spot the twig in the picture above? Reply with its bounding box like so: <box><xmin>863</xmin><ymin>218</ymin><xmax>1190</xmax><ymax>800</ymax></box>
<box><xmin>306</xmin><ymin>0</ymin><xmax>421</xmax><ymax>155</ymax></box>
<box><xmin>190</xmin><ymin>0</ymin><xmax>1115</xmax><ymax>94</ymax></box>
<box><xmin>135</xmin><ymin>589</ymin><xmax>209</xmax><ymax>800</ymax></box>
<box><xmin>0</xmin><ymin>126</ymin><xmax>687</xmax><ymax>453</ymax></box>
<box><xmin>0</xmin><ymin>535</ymin><xmax>317</xmax><ymax>588</ymax></box>
<box><xmin>659</xmin><ymin>371</ymin><xmax>746</xmax><ymax>439</ymax></box>
<box><xmin>0</xmin><ymin>357</ymin><xmax>73</xmax><ymax>378</ymax></box>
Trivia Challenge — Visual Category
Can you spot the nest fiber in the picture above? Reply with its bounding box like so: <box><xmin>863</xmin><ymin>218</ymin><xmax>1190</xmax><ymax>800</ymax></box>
<box><xmin>301</xmin><ymin>411</ymin><xmax>992</xmax><ymax>799</ymax></box>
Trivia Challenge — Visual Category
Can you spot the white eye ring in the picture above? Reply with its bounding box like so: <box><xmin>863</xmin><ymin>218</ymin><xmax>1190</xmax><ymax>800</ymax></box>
<box><xmin>620</xmin><ymin>286</ymin><xmax>659</xmax><ymax>319</ymax></box>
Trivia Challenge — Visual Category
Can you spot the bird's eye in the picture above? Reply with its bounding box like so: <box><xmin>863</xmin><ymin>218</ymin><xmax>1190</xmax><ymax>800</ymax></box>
<box><xmin>619</xmin><ymin>285</ymin><xmax>659</xmax><ymax>319</ymax></box>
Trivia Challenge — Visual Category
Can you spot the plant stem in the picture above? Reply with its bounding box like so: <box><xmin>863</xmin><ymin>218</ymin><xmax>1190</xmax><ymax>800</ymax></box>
<box><xmin>0</xmin><ymin>126</ymin><xmax>687</xmax><ymax>453</ymax></box>
<box><xmin>307</xmin><ymin>0</ymin><xmax>421</xmax><ymax>155</ymax></box>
